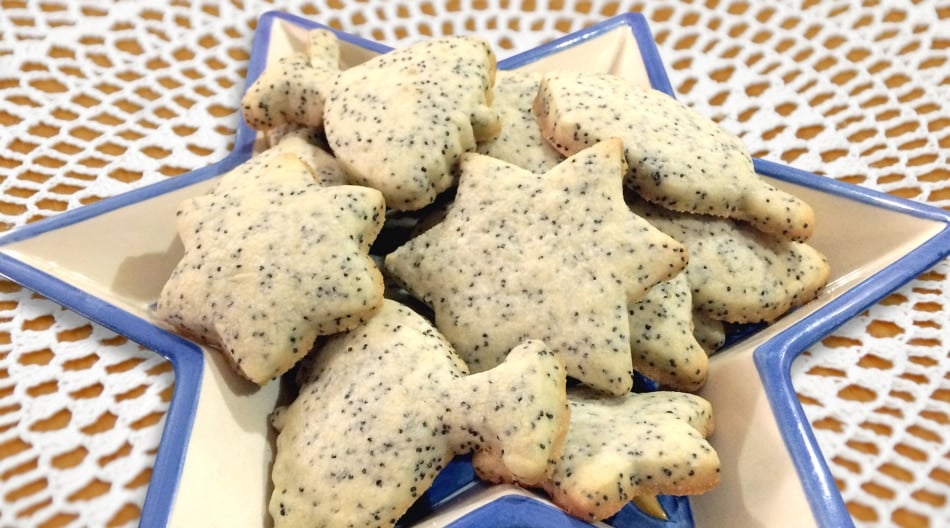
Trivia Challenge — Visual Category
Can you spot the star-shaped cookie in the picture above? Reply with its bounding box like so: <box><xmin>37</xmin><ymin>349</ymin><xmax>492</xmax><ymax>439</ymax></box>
<box><xmin>156</xmin><ymin>153</ymin><xmax>386</xmax><ymax>384</ymax></box>
<box><xmin>522</xmin><ymin>387</ymin><xmax>720</xmax><ymax>522</ymax></box>
<box><xmin>385</xmin><ymin>138</ymin><xmax>687</xmax><ymax>395</ymax></box>
<box><xmin>471</xmin><ymin>386</ymin><xmax>719</xmax><ymax>521</ymax></box>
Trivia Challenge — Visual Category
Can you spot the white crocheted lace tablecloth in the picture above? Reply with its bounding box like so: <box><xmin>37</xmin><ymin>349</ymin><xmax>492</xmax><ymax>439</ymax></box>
<box><xmin>0</xmin><ymin>1</ymin><xmax>947</xmax><ymax>527</ymax></box>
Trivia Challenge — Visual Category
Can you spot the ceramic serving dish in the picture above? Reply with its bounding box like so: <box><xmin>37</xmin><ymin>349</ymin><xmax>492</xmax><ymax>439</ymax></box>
<box><xmin>1</xmin><ymin>11</ymin><xmax>948</xmax><ymax>528</ymax></box>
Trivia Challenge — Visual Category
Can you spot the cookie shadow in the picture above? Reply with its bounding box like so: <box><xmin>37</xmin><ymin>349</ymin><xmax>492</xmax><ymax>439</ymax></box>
<box><xmin>111</xmin><ymin>235</ymin><xmax>184</xmax><ymax>307</ymax></box>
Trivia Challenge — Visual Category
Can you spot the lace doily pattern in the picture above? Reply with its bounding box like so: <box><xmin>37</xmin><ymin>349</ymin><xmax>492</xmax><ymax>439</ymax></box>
<box><xmin>1</xmin><ymin>1</ymin><xmax>947</xmax><ymax>526</ymax></box>
<box><xmin>793</xmin><ymin>260</ymin><xmax>950</xmax><ymax>528</ymax></box>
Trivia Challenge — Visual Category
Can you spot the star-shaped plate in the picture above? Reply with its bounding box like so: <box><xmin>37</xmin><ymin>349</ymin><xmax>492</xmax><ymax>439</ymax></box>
<box><xmin>0</xmin><ymin>10</ymin><xmax>948</xmax><ymax>528</ymax></box>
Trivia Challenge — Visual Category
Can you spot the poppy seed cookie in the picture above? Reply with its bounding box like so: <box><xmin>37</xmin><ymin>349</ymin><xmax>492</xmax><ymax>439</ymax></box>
<box><xmin>241</xmin><ymin>29</ymin><xmax>341</xmax><ymax>131</ymax></box>
<box><xmin>629</xmin><ymin>194</ymin><xmax>830</xmax><ymax>324</ymax></box>
<box><xmin>156</xmin><ymin>153</ymin><xmax>386</xmax><ymax>384</ymax></box>
<box><xmin>627</xmin><ymin>273</ymin><xmax>708</xmax><ymax>391</ymax></box>
<box><xmin>477</xmin><ymin>70</ymin><xmax>564</xmax><ymax>173</ymax></box>
<box><xmin>548</xmin><ymin>388</ymin><xmax>719</xmax><ymax>521</ymax></box>
<box><xmin>324</xmin><ymin>35</ymin><xmax>501</xmax><ymax>211</ymax></box>
<box><xmin>269</xmin><ymin>300</ymin><xmax>569</xmax><ymax>528</ymax></box>
<box><xmin>385</xmin><ymin>139</ymin><xmax>687</xmax><ymax>395</ymax></box>
<box><xmin>692</xmin><ymin>310</ymin><xmax>726</xmax><ymax>354</ymax></box>
<box><xmin>232</xmin><ymin>129</ymin><xmax>348</xmax><ymax>190</ymax></box>
<box><xmin>475</xmin><ymin>386</ymin><xmax>719</xmax><ymax>522</ymax></box>
<box><xmin>534</xmin><ymin>72</ymin><xmax>815</xmax><ymax>241</ymax></box>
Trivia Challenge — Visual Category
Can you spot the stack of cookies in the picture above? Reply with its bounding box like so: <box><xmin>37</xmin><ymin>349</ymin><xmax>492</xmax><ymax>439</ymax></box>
<box><xmin>156</xmin><ymin>28</ymin><xmax>829</xmax><ymax>528</ymax></box>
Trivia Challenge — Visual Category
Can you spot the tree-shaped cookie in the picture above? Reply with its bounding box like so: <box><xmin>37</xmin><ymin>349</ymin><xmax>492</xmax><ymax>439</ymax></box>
<box><xmin>385</xmin><ymin>139</ymin><xmax>687</xmax><ymax>395</ymax></box>
<box><xmin>324</xmin><ymin>35</ymin><xmax>501</xmax><ymax>211</ymax></box>
<box><xmin>534</xmin><ymin>72</ymin><xmax>815</xmax><ymax>241</ymax></box>
<box><xmin>269</xmin><ymin>299</ymin><xmax>569</xmax><ymax>528</ymax></box>
<box><xmin>156</xmin><ymin>153</ymin><xmax>386</xmax><ymax>384</ymax></box>
<box><xmin>241</xmin><ymin>29</ymin><xmax>341</xmax><ymax>131</ymax></box>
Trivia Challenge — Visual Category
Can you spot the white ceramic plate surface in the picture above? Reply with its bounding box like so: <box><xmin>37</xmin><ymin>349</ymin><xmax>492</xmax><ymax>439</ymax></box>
<box><xmin>1</xmin><ymin>11</ymin><xmax>948</xmax><ymax>528</ymax></box>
